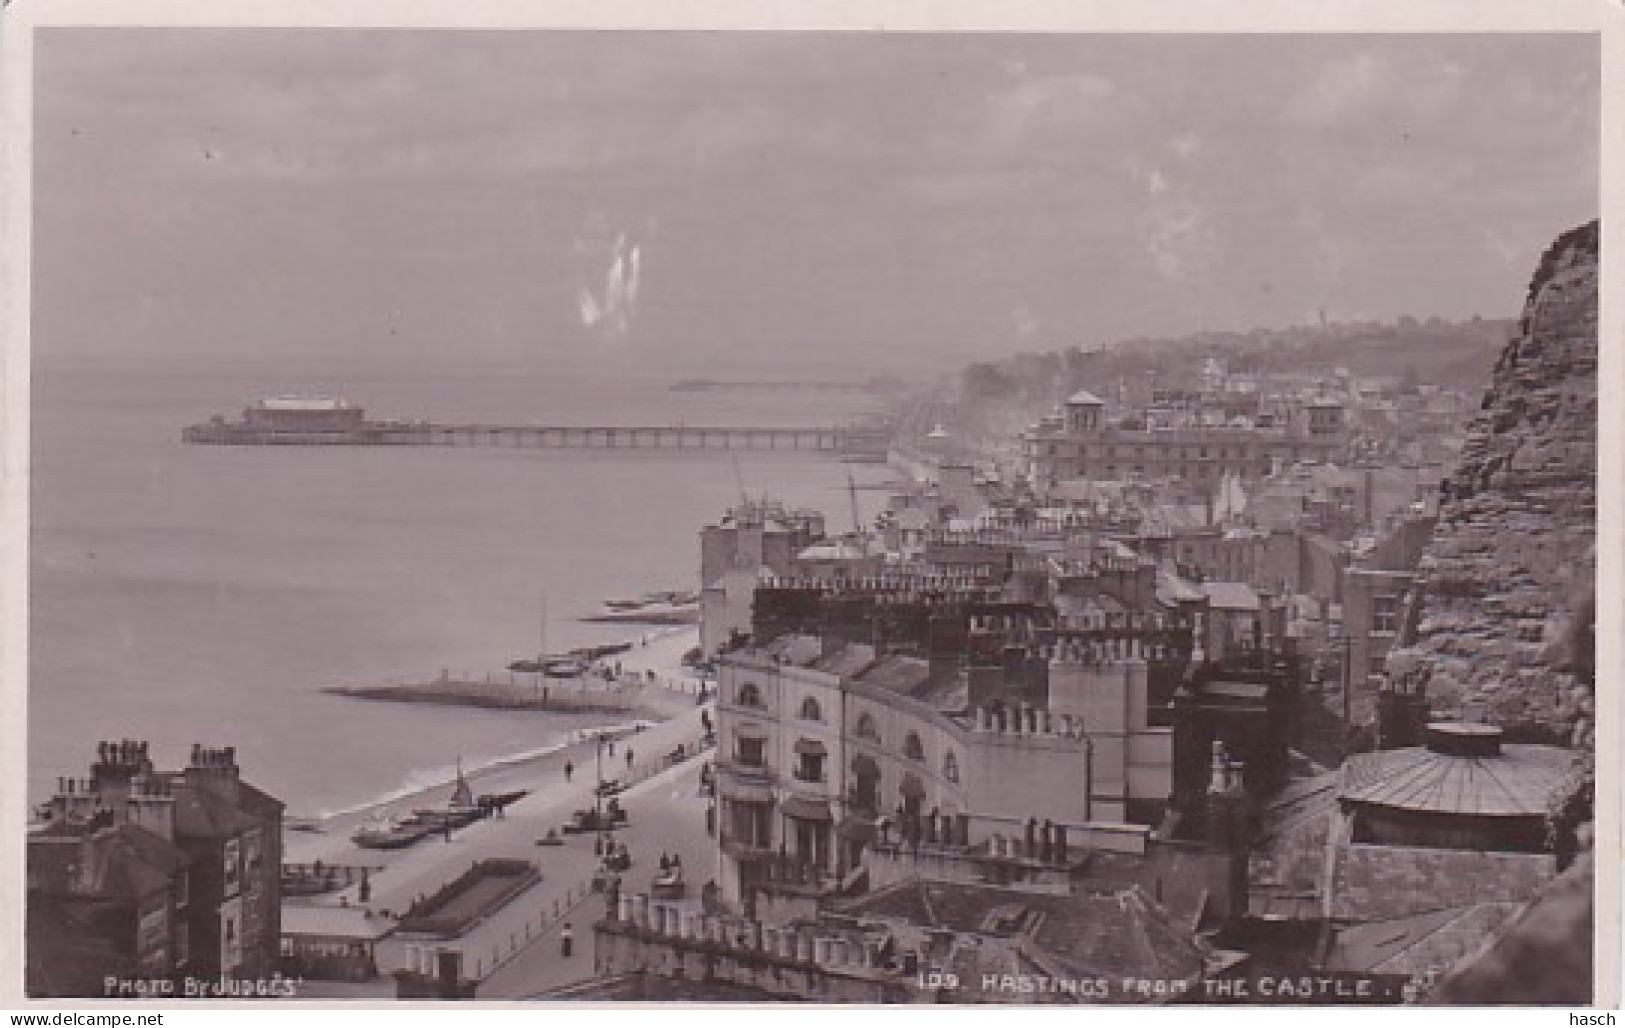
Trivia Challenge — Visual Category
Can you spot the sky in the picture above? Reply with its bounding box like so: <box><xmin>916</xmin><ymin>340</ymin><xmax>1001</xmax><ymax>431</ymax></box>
<box><xmin>30</xmin><ymin>29</ymin><xmax>1600</xmax><ymax>377</ymax></box>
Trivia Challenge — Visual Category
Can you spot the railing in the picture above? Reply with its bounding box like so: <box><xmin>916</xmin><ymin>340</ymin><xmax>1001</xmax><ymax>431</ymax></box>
<box><xmin>464</xmin><ymin>874</ymin><xmax>600</xmax><ymax>984</ymax></box>
<box><xmin>715</xmin><ymin>758</ymin><xmax>773</xmax><ymax>785</ymax></box>
<box><xmin>611</xmin><ymin>732</ymin><xmax>716</xmax><ymax>791</ymax></box>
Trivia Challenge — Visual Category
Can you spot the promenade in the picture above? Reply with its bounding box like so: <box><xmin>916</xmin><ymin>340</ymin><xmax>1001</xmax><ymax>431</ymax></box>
<box><xmin>282</xmin><ymin>628</ymin><xmax>718</xmax><ymax>997</ymax></box>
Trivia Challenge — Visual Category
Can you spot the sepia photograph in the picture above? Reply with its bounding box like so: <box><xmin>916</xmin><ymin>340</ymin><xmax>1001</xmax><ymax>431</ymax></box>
<box><xmin>5</xmin><ymin>2</ymin><xmax>1613</xmax><ymax>1010</ymax></box>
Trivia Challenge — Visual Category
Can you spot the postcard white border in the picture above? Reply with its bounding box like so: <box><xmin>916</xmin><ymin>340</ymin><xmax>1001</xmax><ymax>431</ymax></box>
<box><xmin>1</xmin><ymin>0</ymin><xmax>1617</xmax><ymax>1014</ymax></box>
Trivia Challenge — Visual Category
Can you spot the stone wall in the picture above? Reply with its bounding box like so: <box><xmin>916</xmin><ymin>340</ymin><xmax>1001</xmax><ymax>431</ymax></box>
<box><xmin>1383</xmin><ymin>221</ymin><xmax>1597</xmax><ymax>744</ymax></box>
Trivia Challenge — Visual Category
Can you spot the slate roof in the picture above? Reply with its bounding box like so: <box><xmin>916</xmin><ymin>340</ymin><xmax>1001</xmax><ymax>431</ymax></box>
<box><xmin>1155</xmin><ymin>570</ymin><xmax>1207</xmax><ymax>606</ymax></box>
<box><xmin>1033</xmin><ymin>889</ymin><xmax>1207</xmax><ymax>983</ymax></box>
<box><xmin>852</xmin><ymin>654</ymin><xmax>934</xmax><ymax>698</ymax></box>
<box><xmin>1330</xmin><ymin>844</ymin><xmax>1555</xmax><ymax>921</ymax></box>
<box><xmin>839</xmin><ymin>878</ymin><xmax>1206</xmax><ymax>984</ymax></box>
<box><xmin>173</xmin><ymin>784</ymin><xmax>273</xmax><ymax>839</ymax></box>
<box><xmin>26</xmin><ymin>893</ymin><xmax>135</xmax><ymax>998</ymax></box>
<box><xmin>754</xmin><ymin>634</ymin><xmax>825</xmax><ymax>667</ymax></box>
<box><xmin>1200</xmin><ymin>581</ymin><xmax>1260</xmax><ymax>611</ymax></box>
<box><xmin>812</xmin><ymin>643</ymin><xmax>878</xmax><ymax>678</ymax></box>
<box><xmin>1326</xmin><ymin>902</ymin><xmax>1520</xmax><ymax>976</ymax></box>
<box><xmin>1422</xmin><ymin>853</ymin><xmax>1595</xmax><ymax>1005</ymax></box>
<box><xmin>30</xmin><ymin>823</ymin><xmax>188</xmax><ymax>902</ymax></box>
<box><xmin>1339</xmin><ymin>743</ymin><xmax>1576</xmax><ymax>817</ymax></box>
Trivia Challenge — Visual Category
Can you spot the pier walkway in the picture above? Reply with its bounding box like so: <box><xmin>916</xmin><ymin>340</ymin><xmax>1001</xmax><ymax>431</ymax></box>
<box><xmin>186</xmin><ymin>421</ymin><xmax>892</xmax><ymax>456</ymax></box>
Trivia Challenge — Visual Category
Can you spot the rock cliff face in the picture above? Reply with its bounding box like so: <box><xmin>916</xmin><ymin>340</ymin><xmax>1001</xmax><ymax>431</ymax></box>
<box><xmin>1384</xmin><ymin>221</ymin><xmax>1597</xmax><ymax>745</ymax></box>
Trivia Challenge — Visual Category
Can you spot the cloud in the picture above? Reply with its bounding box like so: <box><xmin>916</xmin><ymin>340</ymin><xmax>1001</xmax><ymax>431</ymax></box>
<box><xmin>1288</xmin><ymin>50</ymin><xmax>1391</xmax><ymax>125</ymax></box>
<box><xmin>981</xmin><ymin>71</ymin><xmax>1118</xmax><ymax>147</ymax></box>
<box><xmin>1141</xmin><ymin>166</ymin><xmax>1216</xmax><ymax>283</ymax></box>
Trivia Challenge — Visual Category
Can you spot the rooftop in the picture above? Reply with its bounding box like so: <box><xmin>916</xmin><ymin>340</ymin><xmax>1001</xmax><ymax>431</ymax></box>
<box><xmin>282</xmin><ymin>903</ymin><xmax>393</xmax><ymax>942</ymax></box>
<box><xmin>852</xmin><ymin>653</ymin><xmax>935</xmax><ymax>698</ymax></box>
<box><xmin>1339</xmin><ymin>728</ymin><xmax>1576</xmax><ymax>817</ymax></box>
<box><xmin>255</xmin><ymin>395</ymin><xmax>354</xmax><ymax>412</ymax></box>
<box><xmin>840</xmin><ymin>878</ymin><xmax>1206</xmax><ymax>985</ymax></box>
<box><xmin>1200</xmin><ymin>581</ymin><xmax>1261</xmax><ymax>611</ymax></box>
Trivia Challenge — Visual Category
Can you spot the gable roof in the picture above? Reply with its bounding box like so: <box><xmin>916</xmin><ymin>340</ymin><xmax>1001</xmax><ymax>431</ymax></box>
<box><xmin>26</xmin><ymin>893</ymin><xmax>136</xmax><ymax>998</ymax></box>
<box><xmin>838</xmin><ymin>877</ymin><xmax>1206</xmax><ymax>984</ymax></box>
<box><xmin>1201</xmin><ymin>581</ymin><xmax>1260</xmax><ymax>611</ymax></box>
<box><xmin>1326</xmin><ymin>902</ymin><xmax>1521</xmax><ymax>976</ymax></box>
<box><xmin>30</xmin><ymin>823</ymin><xmax>188</xmax><ymax>903</ymax></box>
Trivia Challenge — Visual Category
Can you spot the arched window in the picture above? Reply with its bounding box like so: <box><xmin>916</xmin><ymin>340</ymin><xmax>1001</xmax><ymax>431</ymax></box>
<box><xmin>943</xmin><ymin>750</ymin><xmax>960</xmax><ymax>784</ymax></box>
<box><xmin>855</xmin><ymin>713</ymin><xmax>880</xmax><ymax>742</ymax></box>
<box><xmin>799</xmin><ymin>697</ymin><xmax>822</xmax><ymax>722</ymax></box>
<box><xmin>737</xmin><ymin>682</ymin><xmax>763</xmax><ymax>709</ymax></box>
<box><xmin>904</xmin><ymin>732</ymin><xmax>925</xmax><ymax>762</ymax></box>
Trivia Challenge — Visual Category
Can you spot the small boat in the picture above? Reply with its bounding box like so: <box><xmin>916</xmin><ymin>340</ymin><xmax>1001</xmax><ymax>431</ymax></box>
<box><xmin>411</xmin><ymin>759</ymin><xmax>483</xmax><ymax>828</ymax></box>
<box><xmin>351</xmin><ymin>813</ymin><xmax>433</xmax><ymax>850</ymax></box>
<box><xmin>507</xmin><ymin>655</ymin><xmax>591</xmax><ymax>677</ymax></box>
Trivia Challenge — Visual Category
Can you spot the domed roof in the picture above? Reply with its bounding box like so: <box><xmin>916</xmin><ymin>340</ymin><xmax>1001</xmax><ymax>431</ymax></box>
<box><xmin>1339</xmin><ymin>723</ymin><xmax>1575</xmax><ymax>818</ymax></box>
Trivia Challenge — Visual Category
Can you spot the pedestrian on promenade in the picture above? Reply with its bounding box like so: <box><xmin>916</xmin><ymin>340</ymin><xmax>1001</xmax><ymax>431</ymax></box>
<box><xmin>561</xmin><ymin>923</ymin><xmax>574</xmax><ymax>958</ymax></box>
<box><xmin>626</xmin><ymin>748</ymin><xmax>634</xmax><ymax>770</ymax></box>
<box><xmin>564</xmin><ymin>761</ymin><xmax>573</xmax><ymax>782</ymax></box>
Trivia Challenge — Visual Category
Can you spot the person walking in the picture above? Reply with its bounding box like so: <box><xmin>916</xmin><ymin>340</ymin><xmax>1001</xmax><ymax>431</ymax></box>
<box><xmin>560</xmin><ymin>922</ymin><xmax>574</xmax><ymax>958</ymax></box>
<box><xmin>564</xmin><ymin>760</ymin><xmax>574</xmax><ymax>783</ymax></box>
<box><xmin>626</xmin><ymin>748</ymin><xmax>634</xmax><ymax>771</ymax></box>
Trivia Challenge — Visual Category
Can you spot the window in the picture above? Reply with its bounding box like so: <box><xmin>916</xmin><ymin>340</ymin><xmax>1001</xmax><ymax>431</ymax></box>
<box><xmin>736</xmin><ymin>735</ymin><xmax>765</xmax><ymax>768</ymax></box>
<box><xmin>943</xmin><ymin>751</ymin><xmax>960</xmax><ymax>784</ymax></box>
<box><xmin>1372</xmin><ymin>594</ymin><xmax>1401</xmax><ymax>635</ymax></box>
<box><xmin>855</xmin><ymin>712</ymin><xmax>880</xmax><ymax>743</ymax></box>
<box><xmin>737</xmin><ymin>682</ymin><xmax>763</xmax><ymax>709</ymax></box>
<box><xmin>797</xmin><ymin>752</ymin><xmax>825</xmax><ymax>783</ymax></box>
<box><xmin>904</xmin><ymin>733</ymin><xmax>925</xmax><ymax>761</ymax></box>
<box><xmin>799</xmin><ymin>697</ymin><xmax>822</xmax><ymax>721</ymax></box>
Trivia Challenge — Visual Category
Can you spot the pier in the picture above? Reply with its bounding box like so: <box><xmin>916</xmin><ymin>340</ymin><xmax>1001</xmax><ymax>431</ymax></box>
<box><xmin>183</xmin><ymin>420</ymin><xmax>892</xmax><ymax>457</ymax></box>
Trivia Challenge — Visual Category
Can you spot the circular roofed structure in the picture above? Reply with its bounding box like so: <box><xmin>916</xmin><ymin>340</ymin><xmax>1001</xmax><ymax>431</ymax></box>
<box><xmin>1338</xmin><ymin>723</ymin><xmax>1578</xmax><ymax>853</ymax></box>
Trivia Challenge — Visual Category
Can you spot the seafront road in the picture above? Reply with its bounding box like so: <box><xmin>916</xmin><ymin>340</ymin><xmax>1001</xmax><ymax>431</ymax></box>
<box><xmin>284</xmin><ymin>688</ymin><xmax>711</xmax><ymax>987</ymax></box>
<box><xmin>283</xmin><ymin>659</ymin><xmax>716</xmax><ymax>996</ymax></box>
<box><xmin>475</xmin><ymin>755</ymin><xmax>717</xmax><ymax>997</ymax></box>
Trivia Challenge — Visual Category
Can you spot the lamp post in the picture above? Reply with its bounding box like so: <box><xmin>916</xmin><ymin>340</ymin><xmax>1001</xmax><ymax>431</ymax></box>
<box><xmin>1341</xmin><ymin>633</ymin><xmax>1353</xmax><ymax>724</ymax></box>
<box><xmin>595</xmin><ymin>734</ymin><xmax>604</xmax><ymax>824</ymax></box>
<box><xmin>1075</xmin><ymin>720</ymin><xmax>1096</xmax><ymax>824</ymax></box>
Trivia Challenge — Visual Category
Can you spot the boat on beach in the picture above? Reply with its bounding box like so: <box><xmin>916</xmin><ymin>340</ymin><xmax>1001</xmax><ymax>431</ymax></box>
<box><xmin>352</xmin><ymin>760</ymin><xmax>483</xmax><ymax>848</ymax></box>
<box><xmin>583</xmin><ymin>591</ymin><xmax>700</xmax><ymax>625</ymax></box>
<box><xmin>351</xmin><ymin>812</ymin><xmax>434</xmax><ymax>850</ymax></box>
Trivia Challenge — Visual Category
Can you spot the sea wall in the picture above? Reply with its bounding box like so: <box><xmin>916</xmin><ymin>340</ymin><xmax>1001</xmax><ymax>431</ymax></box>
<box><xmin>1383</xmin><ymin>221</ymin><xmax>1597</xmax><ymax>744</ymax></box>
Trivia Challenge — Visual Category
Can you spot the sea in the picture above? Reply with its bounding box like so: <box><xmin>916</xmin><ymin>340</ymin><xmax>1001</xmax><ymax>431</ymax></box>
<box><xmin>28</xmin><ymin>354</ymin><xmax>895</xmax><ymax>818</ymax></box>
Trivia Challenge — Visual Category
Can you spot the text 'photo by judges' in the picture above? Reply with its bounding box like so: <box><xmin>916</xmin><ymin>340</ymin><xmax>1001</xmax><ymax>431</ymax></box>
<box><xmin>9</xmin><ymin>15</ymin><xmax>1611</xmax><ymax>1008</ymax></box>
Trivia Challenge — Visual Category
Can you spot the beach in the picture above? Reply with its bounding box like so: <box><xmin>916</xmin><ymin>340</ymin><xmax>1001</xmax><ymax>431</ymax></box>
<box><xmin>284</xmin><ymin>624</ymin><xmax>707</xmax><ymax>859</ymax></box>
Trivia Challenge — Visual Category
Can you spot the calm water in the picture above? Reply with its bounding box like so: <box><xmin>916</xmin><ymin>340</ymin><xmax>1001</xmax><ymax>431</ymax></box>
<box><xmin>29</xmin><ymin>357</ymin><xmax>889</xmax><ymax>815</ymax></box>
